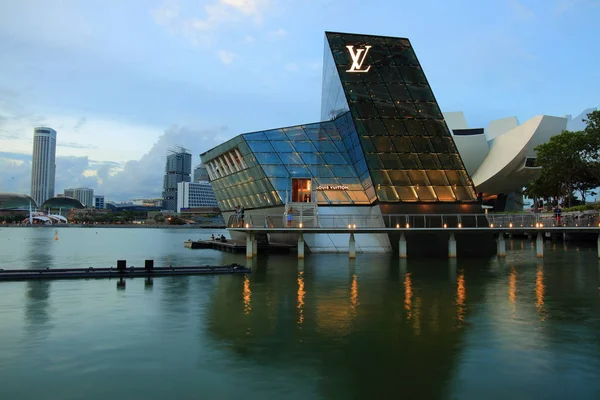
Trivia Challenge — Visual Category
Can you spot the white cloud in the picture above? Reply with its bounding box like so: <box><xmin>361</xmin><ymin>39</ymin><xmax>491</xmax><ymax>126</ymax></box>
<box><xmin>217</xmin><ymin>50</ymin><xmax>236</xmax><ymax>65</ymax></box>
<box><xmin>151</xmin><ymin>0</ymin><xmax>180</xmax><ymax>26</ymax></box>
<box><xmin>244</xmin><ymin>35</ymin><xmax>256</xmax><ymax>43</ymax></box>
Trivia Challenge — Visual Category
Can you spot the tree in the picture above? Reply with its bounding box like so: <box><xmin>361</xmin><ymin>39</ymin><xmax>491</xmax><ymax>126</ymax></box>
<box><xmin>528</xmin><ymin>110</ymin><xmax>600</xmax><ymax>207</ymax></box>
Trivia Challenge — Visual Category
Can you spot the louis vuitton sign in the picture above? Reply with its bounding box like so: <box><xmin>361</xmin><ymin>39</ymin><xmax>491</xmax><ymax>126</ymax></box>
<box><xmin>316</xmin><ymin>185</ymin><xmax>349</xmax><ymax>191</ymax></box>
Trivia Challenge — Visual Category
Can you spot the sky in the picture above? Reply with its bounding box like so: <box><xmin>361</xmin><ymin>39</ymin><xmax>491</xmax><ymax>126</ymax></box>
<box><xmin>0</xmin><ymin>0</ymin><xmax>598</xmax><ymax>201</ymax></box>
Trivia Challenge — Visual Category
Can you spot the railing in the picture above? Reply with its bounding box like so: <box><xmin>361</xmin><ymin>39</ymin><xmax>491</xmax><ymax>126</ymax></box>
<box><xmin>227</xmin><ymin>212</ymin><xmax>600</xmax><ymax>229</ymax></box>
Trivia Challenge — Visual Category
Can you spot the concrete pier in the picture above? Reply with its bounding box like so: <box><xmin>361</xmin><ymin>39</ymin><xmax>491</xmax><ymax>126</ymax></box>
<box><xmin>252</xmin><ymin>234</ymin><xmax>258</xmax><ymax>256</ymax></box>
<box><xmin>246</xmin><ymin>233</ymin><xmax>253</xmax><ymax>259</ymax></box>
<box><xmin>536</xmin><ymin>232</ymin><xmax>544</xmax><ymax>258</ymax></box>
<box><xmin>497</xmin><ymin>234</ymin><xmax>506</xmax><ymax>257</ymax></box>
<box><xmin>399</xmin><ymin>233</ymin><xmax>407</xmax><ymax>259</ymax></box>
<box><xmin>298</xmin><ymin>233</ymin><xmax>305</xmax><ymax>259</ymax></box>
<box><xmin>449</xmin><ymin>233</ymin><xmax>457</xmax><ymax>258</ymax></box>
<box><xmin>349</xmin><ymin>233</ymin><xmax>356</xmax><ymax>259</ymax></box>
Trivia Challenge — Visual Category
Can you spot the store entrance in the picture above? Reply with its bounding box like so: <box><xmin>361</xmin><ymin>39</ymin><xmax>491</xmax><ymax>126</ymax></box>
<box><xmin>292</xmin><ymin>178</ymin><xmax>312</xmax><ymax>202</ymax></box>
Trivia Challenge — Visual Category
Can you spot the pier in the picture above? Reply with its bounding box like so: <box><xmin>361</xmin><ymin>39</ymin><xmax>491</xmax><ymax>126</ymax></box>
<box><xmin>184</xmin><ymin>239</ymin><xmax>294</xmax><ymax>253</ymax></box>
<box><xmin>0</xmin><ymin>262</ymin><xmax>250</xmax><ymax>282</ymax></box>
<box><xmin>227</xmin><ymin>213</ymin><xmax>600</xmax><ymax>259</ymax></box>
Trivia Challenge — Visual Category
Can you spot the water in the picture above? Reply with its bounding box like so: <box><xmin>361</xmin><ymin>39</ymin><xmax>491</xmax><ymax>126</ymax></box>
<box><xmin>1</xmin><ymin>227</ymin><xmax>600</xmax><ymax>399</ymax></box>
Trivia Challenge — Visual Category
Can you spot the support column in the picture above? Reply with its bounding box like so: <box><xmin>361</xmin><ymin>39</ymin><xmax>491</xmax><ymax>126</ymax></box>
<box><xmin>536</xmin><ymin>232</ymin><xmax>544</xmax><ymax>258</ymax></box>
<box><xmin>297</xmin><ymin>233</ymin><xmax>305</xmax><ymax>259</ymax></box>
<box><xmin>399</xmin><ymin>233</ymin><xmax>407</xmax><ymax>259</ymax></box>
<box><xmin>246</xmin><ymin>232</ymin><xmax>253</xmax><ymax>259</ymax></box>
<box><xmin>349</xmin><ymin>233</ymin><xmax>356</xmax><ymax>259</ymax></box>
<box><xmin>448</xmin><ymin>233</ymin><xmax>457</xmax><ymax>259</ymax></box>
<box><xmin>497</xmin><ymin>233</ymin><xmax>506</xmax><ymax>257</ymax></box>
<box><xmin>252</xmin><ymin>234</ymin><xmax>258</xmax><ymax>256</ymax></box>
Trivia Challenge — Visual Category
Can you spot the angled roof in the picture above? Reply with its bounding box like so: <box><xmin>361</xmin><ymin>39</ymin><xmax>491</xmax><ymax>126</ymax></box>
<box><xmin>41</xmin><ymin>196</ymin><xmax>85</xmax><ymax>209</ymax></box>
<box><xmin>0</xmin><ymin>193</ymin><xmax>37</xmax><ymax>209</ymax></box>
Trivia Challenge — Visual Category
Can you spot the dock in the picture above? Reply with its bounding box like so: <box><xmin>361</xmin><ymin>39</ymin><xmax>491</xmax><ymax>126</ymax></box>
<box><xmin>0</xmin><ymin>264</ymin><xmax>250</xmax><ymax>282</ymax></box>
<box><xmin>184</xmin><ymin>239</ymin><xmax>294</xmax><ymax>254</ymax></box>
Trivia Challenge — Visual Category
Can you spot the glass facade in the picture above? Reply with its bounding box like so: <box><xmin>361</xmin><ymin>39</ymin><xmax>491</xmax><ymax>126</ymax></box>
<box><xmin>200</xmin><ymin>31</ymin><xmax>477</xmax><ymax>211</ymax></box>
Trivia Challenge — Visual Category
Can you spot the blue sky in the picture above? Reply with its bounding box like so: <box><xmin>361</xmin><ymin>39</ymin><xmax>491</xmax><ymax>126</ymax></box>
<box><xmin>0</xmin><ymin>0</ymin><xmax>598</xmax><ymax>200</ymax></box>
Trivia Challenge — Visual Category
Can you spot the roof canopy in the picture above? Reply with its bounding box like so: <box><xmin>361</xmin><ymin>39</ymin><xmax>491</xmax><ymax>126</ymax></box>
<box><xmin>41</xmin><ymin>196</ymin><xmax>85</xmax><ymax>209</ymax></box>
<box><xmin>0</xmin><ymin>193</ymin><xmax>37</xmax><ymax>209</ymax></box>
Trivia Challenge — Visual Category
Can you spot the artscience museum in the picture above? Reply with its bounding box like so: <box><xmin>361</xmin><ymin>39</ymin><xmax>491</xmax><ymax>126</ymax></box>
<box><xmin>200</xmin><ymin>31</ymin><xmax>576</xmax><ymax>254</ymax></box>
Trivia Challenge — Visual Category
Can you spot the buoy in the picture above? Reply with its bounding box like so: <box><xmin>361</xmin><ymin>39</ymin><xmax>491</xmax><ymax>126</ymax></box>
<box><xmin>54</xmin><ymin>230</ymin><xmax>59</xmax><ymax>241</ymax></box>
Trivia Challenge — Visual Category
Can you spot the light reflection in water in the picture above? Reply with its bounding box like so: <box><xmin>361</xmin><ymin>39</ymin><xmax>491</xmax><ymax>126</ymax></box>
<box><xmin>509</xmin><ymin>266</ymin><xmax>517</xmax><ymax>314</ymax></box>
<box><xmin>297</xmin><ymin>271</ymin><xmax>305</xmax><ymax>325</ymax></box>
<box><xmin>457</xmin><ymin>270</ymin><xmax>466</xmax><ymax>325</ymax></box>
<box><xmin>413</xmin><ymin>297</ymin><xmax>422</xmax><ymax>336</ymax></box>
<box><xmin>404</xmin><ymin>273</ymin><xmax>412</xmax><ymax>320</ymax></box>
<box><xmin>536</xmin><ymin>265</ymin><xmax>546</xmax><ymax>321</ymax></box>
<box><xmin>243</xmin><ymin>275</ymin><xmax>251</xmax><ymax>315</ymax></box>
<box><xmin>350</xmin><ymin>274</ymin><xmax>359</xmax><ymax>314</ymax></box>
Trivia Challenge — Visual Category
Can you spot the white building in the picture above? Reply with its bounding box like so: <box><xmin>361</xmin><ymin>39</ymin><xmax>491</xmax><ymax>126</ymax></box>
<box><xmin>64</xmin><ymin>188</ymin><xmax>94</xmax><ymax>208</ymax></box>
<box><xmin>444</xmin><ymin>111</ymin><xmax>572</xmax><ymax>210</ymax></box>
<box><xmin>93</xmin><ymin>195</ymin><xmax>105</xmax><ymax>209</ymax></box>
<box><xmin>177</xmin><ymin>181</ymin><xmax>219</xmax><ymax>212</ymax></box>
<box><xmin>30</xmin><ymin>127</ymin><xmax>57</xmax><ymax>207</ymax></box>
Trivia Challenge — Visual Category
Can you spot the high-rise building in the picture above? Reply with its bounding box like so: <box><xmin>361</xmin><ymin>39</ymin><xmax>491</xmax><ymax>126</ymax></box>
<box><xmin>63</xmin><ymin>188</ymin><xmax>94</xmax><ymax>208</ymax></box>
<box><xmin>162</xmin><ymin>148</ymin><xmax>192</xmax><ymax>211</ymax></box>
<box><xmin>177</xmin><ymin>181</ymin><xmax>219</xmax><ymax>212</ymax></box>
<box><xmin>30</xmin><ymin>127</ymin><xmax>57</xmax><ymax>207</ymax></box>
<box><xmin>93</xmin><ymin>195</ymin><xmax>105</xmax><ymax>209</ymax></box>
<box><xmin>193</xmin><ymin>164</ymin><xmax>210</xmax><ymax>182</ymax></box>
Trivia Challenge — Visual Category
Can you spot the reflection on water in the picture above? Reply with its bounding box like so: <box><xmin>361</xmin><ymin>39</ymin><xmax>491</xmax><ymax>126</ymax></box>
<box><xmin>2</xmin><ymin>229</ymin><xmax>600</xmax><ymax>399</ymax></box>
<box><xmin>456</xmin><ymin>269</ymin><xmax>466</xmax><ymax>326</ymax></box>
<box><xmin>297</xmin><ymin>271</ymin><xmax>305</xmax><ymax>326</ymax></box>
<box><xmin>536</xmin><ymin>264</ymin><xmax>546</xmax><ymax>321</ymax></box>
<box><xmin>243</xmin><ymin>275</ymin><xmax>252</xmax><ymax>315</ymax></box>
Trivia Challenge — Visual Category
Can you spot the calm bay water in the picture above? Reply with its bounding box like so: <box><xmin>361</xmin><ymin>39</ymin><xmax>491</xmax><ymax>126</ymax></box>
<box><xmin>1</xmin><ymin>227</ymin><xmax>600</xmax><ymax>399</ymax></box>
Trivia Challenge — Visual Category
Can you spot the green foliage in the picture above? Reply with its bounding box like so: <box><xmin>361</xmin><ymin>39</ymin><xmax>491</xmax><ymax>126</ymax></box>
<box><xmin>525</xmin><ymin>110</ymin><xmax>600</xmax><ymax>206</ymax></box>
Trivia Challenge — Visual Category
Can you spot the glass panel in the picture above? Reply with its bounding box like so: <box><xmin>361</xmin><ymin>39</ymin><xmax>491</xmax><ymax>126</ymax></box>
<box><xmin>284</xmin><ymin>127</ymin><xmax>308</xmax><ymax>140</ymax></box>
<box><xmin>371</xmin><ymin>136</ymin><xmax>394</xmax><ymax>152</ymax></box>
<box><xmin>243</xmin><ymin>132</ymin><xmax>268</xmax><ymax>141</ymax></box>
<box><xmin>379</xmin><ymin>154</ymin><xmax>403</xmax><ymax>169</ymax></box>
<box><xmin>383</xmin><ymin>119</ymin><xmax>408</xmax><ymax>136</ymax></box>
<box><xmin>263</xmin><ymin>129</ymin><xmax>287</xmax><ymax>141</ymax></box>
<box><xmin>454</xmin><ymin>186</ymin><xmax>476</xmax><ymax>201</ymax></box>
<box><xmin>418</xmin><ymin>154</ymin><xmax>441</xmax><ymax>170</ymax></box>
<box><xmin>444</xmin><ymin>170</ymin><xmax>462</xmax><ymax>185</ymax></box>
<box><xmin>392</xmin><ymin>136</ymin><xmax>415</xmax><ymax>153</ymax></box>
<box><xmin>279</xmin><ymin>152</ymin><xmax>304</xmax><ymax>164</ymax></box>
<box><xmin>407</xmin><ymin>170</ymin><xmax>429</xmax><ymax>186</ymax></box>
<box><xmin>387</xmin><ymin>85</ymin><xmax>412</xmax><ymax>101</ymax></box>
<box><xmin>399</xmin><ymin>153</ymin><xmax>420</xmax><ymax>169</ymax></box>
<box><xmin>346</xmin><ymin>82</ymin><xmax>371</xmax><ymax>101</ymax></box>
<box><xmin>430</xmin><ymin>136</ymin><xmax>450</xmax><ymax>153</ymax></box>
<box><xmin>362</xmin><ymin>119</ymin><xmax>388</xmax><ymax>135</ymax></box>
<box><xmin>255</xmin><ymin>153</ymin><xmax>282</xmax><ymax>164</ymax></box>
<box><xmin>286</xmin><ymin>165</ymin><xmax>310</xmax><ymax>176</ymax></box>
<box><xmin>246</xmin><ymin>141</ymin><xmax>275</xmax><ymax>152</ymax></box>
<box><xmin>408</xmin><ymin>85</ymin><xmax>434</xmax><ymax>101</ymax></box>
<box><xmin>398</xmin><ymin>66</ymin><xmax>426</xmax><ymax>84</ymax></box>
<box><xmin>300</xmin><ymin>152</ymin><xmax>326</xmax><ymax>165</ymax></box>
<box><xmin>403</xmin><ymin>120</ymin><xmax>427</xmax><ymax>136</ymax></box>
<box><xmin>410</xmin><ymin>137</ymin><xmax>434</xmax><ymax>153</ymax></box>
<box><xmin>417</xmin><ymin>102</ymin><xmax>442</xmax><ymax>119</ymax></box>
<box><xmin>317</xmin><ymin>141</ymin><xmax>339</xmax><ymax>152</ymax></box>
<box><xmin>395</xmin><ymin>102</ymin><xmax>419</xmax><ymax>118</ymax></box>
<box><xmin>271</xmin><ymin>141</ymin><xmax>294</xmax><ymax>152</ymax></box>
<box><xmin>359</xmin><ymin>136</ymin><xmax>377</xmax><ymax>153</ymax></box>
<box><xmin>367</xmin><ymin>83</ymin><xmax>392</xmax><ymax>101</ymax></box>
<box><xmin>293</xmin><ymin>141</ymin><xmax>317</xmax><ymax>152</ymax></box>
<box><xmin>316</xmin><ymin>165</ymin><xmax>334</xmax><ymax>177</ymax></box>
<box><xmin>433</xmin><ymin>186</ymin><xmax>456</xmax><ymax>201</ymax></box>
<box><xmin>423</xmin><ymin>120</ymin><xmax>449</xmax><ymax>137</ymax></box>
<box><xmin>373</xmin><ymin>101</ymin><xmax>399</xmax><ymax>119</ymax></box>
<box><xmin>365</xmin><ymin>154</ymin><xmax>383</xmax><ymax>169</ymax></box>
<box><xmin>261</xmin><ymin>165</ymin><xmax>289</xmax><ymax>177</ymax></box>
<box><xmin>437</xmin><ymin>154</ymin><xmax>455</xmax><ymax>170</ymax></box>
<box><xmin>376</xmin><ymin>65</ymin><xmax>403</xmax><ymax>82</ymax></box>
<box><xmin>416</xmin><ymin>186</ymin><xmax>437</xmax><ymax>201</ymax></box>
<box><xmin>322</xmin><ymin>152</ymin><xmax>347</xmax><ymax>164</ymax></box>
<box><xmin>330</xmin><ymin>165</ymin><xmax>356</xmax><ymax>177</ymax></box>
<box><xmin>371</xmin><ymin>170</ymin><xmax>392</xmax><ymax>185</ymax></box>
<box><xmin>388</xmin><ymin>170</ymin><xmax>412</xmax><ymax>186</ymax></box>
<box><xmin>426</xmin><ymin>170</ymin><xmax>450</xmax><ymax>186</ymax></box>
<box><xmin>346</xmin><ymin>191</ymin><xmax>370</xmax><ymax>203</ymax></box>
<box><xmin>354</xmin><ymin>101</ymin><xmax>380</xmax><ymax>119</ymax></box>
<box><xmin>324</xmin><ymin>190</ymin><xmax>352</xmax><ymax>204</ymax></box>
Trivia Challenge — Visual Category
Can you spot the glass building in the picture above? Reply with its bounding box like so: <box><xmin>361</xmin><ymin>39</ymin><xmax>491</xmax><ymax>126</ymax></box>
<box><xmin>201</xmin><ymin>32</ymin><xmax>478</xmax><ymax>215</ymax></box>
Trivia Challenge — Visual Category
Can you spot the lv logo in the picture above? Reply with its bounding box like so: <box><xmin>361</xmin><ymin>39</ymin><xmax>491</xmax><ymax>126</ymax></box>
<box><xmin>346</xmin><ymin>45</ymin><xmax>372</xmax><ymax>73</ymax></box>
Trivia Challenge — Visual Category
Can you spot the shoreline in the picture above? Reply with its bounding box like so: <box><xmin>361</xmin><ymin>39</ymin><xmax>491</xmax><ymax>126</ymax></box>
<box><xmin>0</xmin><ymin>224</ymin><xmax>226</xmax><ymax>229</ymax></box>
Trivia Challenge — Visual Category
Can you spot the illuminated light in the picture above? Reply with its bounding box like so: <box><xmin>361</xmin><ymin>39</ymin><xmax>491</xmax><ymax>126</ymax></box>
<box><xmin>396</xmin><ymin>224</ymin><xmax>400</xmax><ymax>228</ymax></box>
<box><xmin>490</xmin><ymin>223</ymin><xmax>494</xmax><ymax>228</ymax></box>
<box><xmin>406</xmin><ymin>223</ymin><xmax>410</xmax><ymax>228</ymax></box>
<box><xmin>443</xmin><ymin>223</ymin><xmax>447</xmax><ymax>228</ymax></box>
<box><xmin>348</xmin><ymin>224</ymin><xmax>352</xmax><ymax>229</ymax></box>
<box><xmin>509</xmin><ymin>223</ymin><xmax>513</xmax><ymax>228</ymax></box>
<box><xmin>299</xmin><ymin>222</ymin><xmax>303</xmax><ymax>228</ymax></box>
<box><xmin>576</xmin><ymin>224</ymin><xmax>578</xmax><ymax>227</ymax></box>
<box><xmin>245</xmin><ymin>223</ymin><xmax>250</xmax><ymax>229</ymax></box>
<box><xmin>352</xmin><ymin>224</ymin><xmax>356</xmax><ymax>229</ymax></box>
<box><xmin>346</xmin><ymin>45</ymin><xmax>372</xmax><ymax>73</ymax></box>
<box><xmin>540</xmin><ymin>223</ymin><xmax>544</xmax><ymax>227</ymax></box>
<box><xmin>458</xmin><ymin>223</ymin><xmax>462</xmax><ymax>228</ymax></box>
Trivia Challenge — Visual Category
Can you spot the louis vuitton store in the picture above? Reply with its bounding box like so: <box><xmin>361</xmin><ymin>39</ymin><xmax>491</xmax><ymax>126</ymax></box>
<box><xmin>200</xmin><ymin>31</ymin><xmax>493</xmax><ymax>255</ymax></box>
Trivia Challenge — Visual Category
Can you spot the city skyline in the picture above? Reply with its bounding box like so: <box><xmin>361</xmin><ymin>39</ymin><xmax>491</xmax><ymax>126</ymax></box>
<box><xmin>0</xmin><ymin>0</ymin><xmax>598</xmax><ymax>201</ymax></box>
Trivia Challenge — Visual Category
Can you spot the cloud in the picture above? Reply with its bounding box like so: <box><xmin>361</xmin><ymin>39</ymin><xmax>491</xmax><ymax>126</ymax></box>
<box><xmin>217</xmin><ymin>50</ymin><xmax>236</xmax><ymax>65</ymax></box>
<box><xmin>0</xmin><ymin>125</ymin><xmax>232</xmax><ymax>202</ymax></box>
<box><xmin>0</xmin><ymin>131</ymin><xmax>21</xmax><ymax>140</ymax></box>
<box><xmin>244</xmin><ymin>35</ymin><xmax>256</xmax><ymax>43</ymax></box>
<box><xmin>151</xmin><ymin>0</ymin><xmax>271</xmax><ymax>47</ymax></box>
<box><xmin>73</xmin><ymin>117</ymin><xmax>87</xmax><ymax>132</ymax></box>
<box><xmin>284</xmin><ymin>62</ymin><xmax>299</xmax><ymax>72</ymax></box>
<box><xmin>57</xmin><ymin>142</ymin><xmax>99</xmax><ymax>150</ymax></box>
<box><xmin>509</xmin><ymin>0</ymin><xmax>536</xmax><ymax>20</ymax></box>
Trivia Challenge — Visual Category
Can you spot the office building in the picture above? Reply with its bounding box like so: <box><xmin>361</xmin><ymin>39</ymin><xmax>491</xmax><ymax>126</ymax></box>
<box><xmin>63</xmin><ymin>188</ymin><xmax>94</xmax><ymax>208</ymax></box>
<box><xmin>30</xmin><ymin>127</ymin><xmax>57</xmax><ymax>207</ymax></box>
<box><xmin>94</xmin><ymin>195</ymin><xmax>105</xmax><ymax>209</ymax></box>
<box><xmin>162</xmin><ymin>148</ymin><xmax>192</xmax><ymax>211</ymax></box>
<box><xmin>177</xmin><ymin>181</ymin><xmax>219</xmax><ymax>212</ymax></box>
<box><xmin>193</xmin><ymin>164</ymin><xmax>210</xmax><ymax>182</ymax></box>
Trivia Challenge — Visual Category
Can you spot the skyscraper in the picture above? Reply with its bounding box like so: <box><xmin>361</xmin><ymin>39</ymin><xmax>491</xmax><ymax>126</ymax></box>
<box><xmin>30</xmin><ymin>127</ymin><xmax>57</xmax><ymax>207</ymax></box>
<box><xmin>63</xmin><ymin>188</ymin><xmax>94</xmax><ymax>208</ymax></box>
<box><xmin>162</xmin><ymin>147</ymin><xmax>192</xmax><ymax>211</ymax></box>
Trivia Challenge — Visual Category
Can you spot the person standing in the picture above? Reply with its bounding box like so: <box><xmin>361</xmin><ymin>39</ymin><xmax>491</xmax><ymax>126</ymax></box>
<box><xmin>287</xmin><ymin>207</ymin><xmax>293</xmax><ymax>227</ymax></box>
